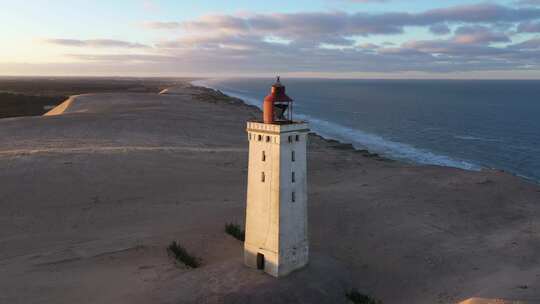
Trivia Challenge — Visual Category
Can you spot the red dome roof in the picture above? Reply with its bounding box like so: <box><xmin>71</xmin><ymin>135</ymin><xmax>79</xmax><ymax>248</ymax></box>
<box><xmin>263</xmin><ymin>77</ymin><xmax>294</xmax><ymax>124</ymax></box>
<box><xmin>264</xmin><ymin>77</ymin><xmax>292</xmax><ymax>103</ymax></box>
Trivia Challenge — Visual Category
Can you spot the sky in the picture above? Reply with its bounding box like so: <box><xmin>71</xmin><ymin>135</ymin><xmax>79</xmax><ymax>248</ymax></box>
<box><xmin>1</xmin><ymin>0</ymin><xmax>540</xmax><ymax>78</ymax></box>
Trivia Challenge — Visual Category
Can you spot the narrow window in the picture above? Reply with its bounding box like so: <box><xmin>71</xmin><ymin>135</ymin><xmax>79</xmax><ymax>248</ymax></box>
<box><xmin>266</xmin><ymin>136</ymin><xmax>270</xmax><ymax>142</ymax></box>
<box><xmin>261</xmin><ymin>172</ymin><xmax>265</xmax><ymax>182</ymax></box>
<box><xmin>249</xmin><ymin>134</ymin><xmax>252</xmax><ymax>141</ymax></box>
<box><xmin>295</xmin><ymin>135</ymin><xmax>300</xmax><ymax>142</ymax></box>
<box><xmin>292</xmin><ymin>172</ymin><xmax>295</xmax><ymax>183</ymax></box>
<box><xmin>292</xmin><ymin>191</ymin><xmax>296</xmax><ymax>202</ymax></box>
<box><xmin>288</xmin><ymin>135</ymin><xmax>292</xmax><ymax>143</ymax></box>
<box><xmin>262</xmin><ymin>151</ymin><xmax>266</xmax><ymax>162</ymax></box>
<box><xmin>258</xmin><ymin>135</ymin><xmax>262</xmax><ymax>141</ymax></box>
<box><xmin>292</xmin><ymin>150</ymin><xmax>295</xmax><ymax>162</ymax></box>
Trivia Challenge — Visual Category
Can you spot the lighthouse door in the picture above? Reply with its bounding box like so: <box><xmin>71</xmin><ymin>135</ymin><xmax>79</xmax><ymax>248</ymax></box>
<box><xmin>256</xmin><ymin>253</ymin><xmax>265</xmax><ymax>270</ymax></box>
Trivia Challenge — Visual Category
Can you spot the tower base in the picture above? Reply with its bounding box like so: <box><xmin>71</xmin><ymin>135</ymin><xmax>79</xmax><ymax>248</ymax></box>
<box><xmin>244</xmin><ymin>241</ymin><xmax>309</xmax><ymax>277</ymax></box>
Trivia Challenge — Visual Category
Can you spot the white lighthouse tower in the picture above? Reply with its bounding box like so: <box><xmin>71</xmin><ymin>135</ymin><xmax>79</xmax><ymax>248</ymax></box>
<box><xmin>244</xmin><ymin>77</ymin><xmax>309</xmax><ymax>277</ymax></box>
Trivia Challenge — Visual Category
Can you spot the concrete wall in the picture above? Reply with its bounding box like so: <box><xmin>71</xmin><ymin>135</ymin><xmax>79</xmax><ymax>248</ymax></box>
<box><xmin>278</xmin><ymin>130</ymin><xmax>309</xmax><ymax>276</ymax></box>
<box><xmin>244</xmin><ymin>122</ymin><xmax>309</xmax><ymax>277</ymax></box>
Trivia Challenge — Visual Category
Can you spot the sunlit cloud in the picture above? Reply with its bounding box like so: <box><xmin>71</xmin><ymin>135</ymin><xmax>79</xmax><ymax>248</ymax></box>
<box><xmin>45</xmin><ymin>39</ymin><xmax>151</xmax><ymax>49</ymax></box>
<box><xmin>66</xmin><ymin>54</ymin><xmax>175</xmax><ymax>62</ymax></box>
<box><xmin>172</xmin><ymin>4</ymin><xmax>540</xmax><ymax>38</ymax></box>
<box><xmin>452</xmin><ymin>26</ymin><xmax>510</xmax><ymax>44</ymax></box>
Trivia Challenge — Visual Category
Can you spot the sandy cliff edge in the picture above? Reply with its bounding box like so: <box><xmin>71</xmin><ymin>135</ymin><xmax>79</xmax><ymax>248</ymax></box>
<box><xmin>43</xmin><ymin>95</ymin><xmax>78</xmax><ymax>116</ymax></box>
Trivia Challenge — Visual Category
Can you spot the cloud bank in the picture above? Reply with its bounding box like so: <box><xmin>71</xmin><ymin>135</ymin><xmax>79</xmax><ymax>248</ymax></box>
<box><xmin>45</xmin><ymin>39</ymin><xmax>150</xmax><ymax>49</ymax></box>
<box><xmin>40</xmin><ymin>3</ymin><xmax>540</xmax><ymax>76</ymax></box>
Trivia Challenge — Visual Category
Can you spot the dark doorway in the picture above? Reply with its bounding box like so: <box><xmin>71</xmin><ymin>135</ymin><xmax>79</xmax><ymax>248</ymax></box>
<box><xmin>256</xmin><ymin>253</ymin><xmax>265</xmax><ymax>270</ymax></box>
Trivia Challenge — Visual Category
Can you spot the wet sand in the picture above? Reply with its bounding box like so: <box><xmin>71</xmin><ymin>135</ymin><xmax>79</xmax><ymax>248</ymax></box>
<box><xmin>0</xmin><ymin>82</ymin><xmax>539</xmax><ymax>304</ymax></box>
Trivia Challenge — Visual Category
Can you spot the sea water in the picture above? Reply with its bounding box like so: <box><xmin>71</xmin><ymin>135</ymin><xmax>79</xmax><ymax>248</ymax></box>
<box><xmin>193</xmin><ymin>78</ymin><xmax>540</xmax><ymax>182</ymax></box>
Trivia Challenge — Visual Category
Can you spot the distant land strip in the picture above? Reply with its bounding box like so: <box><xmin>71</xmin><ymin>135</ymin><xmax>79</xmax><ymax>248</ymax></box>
<box><xmin>0</xmin><ymin>146</ymin><xmax>247</xmax><ymax>156</ymax></box>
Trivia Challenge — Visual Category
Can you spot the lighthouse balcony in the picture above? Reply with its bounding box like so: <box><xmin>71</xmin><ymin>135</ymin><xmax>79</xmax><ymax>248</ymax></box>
<box><xmin>246</xmin><ymin>121</ymin><xmax>309</xmax><ymax>134</ymax></box>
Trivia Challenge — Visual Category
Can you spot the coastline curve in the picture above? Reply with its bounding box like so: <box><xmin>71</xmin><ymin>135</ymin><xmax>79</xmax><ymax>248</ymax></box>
<box><xmin>43</xmin><ymin>95</ymin><xmax>78</xmax><ymax>116</ymax></box>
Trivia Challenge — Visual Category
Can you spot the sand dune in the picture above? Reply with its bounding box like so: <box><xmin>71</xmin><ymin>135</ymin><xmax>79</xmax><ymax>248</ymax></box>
<box><xmin>1</xmin><ymin>84</ymin><xmax>539</xmax><ymax>304</ymax></box>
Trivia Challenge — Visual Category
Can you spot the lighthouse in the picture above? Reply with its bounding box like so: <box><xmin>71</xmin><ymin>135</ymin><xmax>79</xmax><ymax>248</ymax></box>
<box><xmin>244</xmin><ymin>77</ymin><xmax>309</xmax><ymax>277</ymax></box>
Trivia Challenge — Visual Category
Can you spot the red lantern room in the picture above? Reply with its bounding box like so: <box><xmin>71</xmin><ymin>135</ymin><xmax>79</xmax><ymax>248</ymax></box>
<box><xmin>263</xmin><ymin>76</ymin><xmax>293</xmax><ymax>124</ymax></box>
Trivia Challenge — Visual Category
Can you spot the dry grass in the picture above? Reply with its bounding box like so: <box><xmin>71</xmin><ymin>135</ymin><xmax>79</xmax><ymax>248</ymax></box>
<box><xmin>225</xmin><ymin>222</ymin><xmax>245</xmax><ymax>241</ymax></box>
<box><xmin>167</xmin><ymin>241</ymin><xmax>200</xmax><ymax>268</ymax></box>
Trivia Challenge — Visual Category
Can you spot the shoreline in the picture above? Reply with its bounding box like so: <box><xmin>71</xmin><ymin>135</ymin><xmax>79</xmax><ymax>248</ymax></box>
<box><xmin>187</xmin><ymin>80</ymin><xmax>539</xmax><ymax>184</ymax></box>
<box><xmin>182</xmin><ymin>81</ymin><xmax>395</xmax><ymax>163</ymax></box>
<box><xmin>18</xmin><ymin>80</ymin><xmax>538</xmax><ymax>185</ymax></box>
<box><xmin>189</xmin><ymin>79</ymin><xmax>481</xmax><ymax>168</ymax></box>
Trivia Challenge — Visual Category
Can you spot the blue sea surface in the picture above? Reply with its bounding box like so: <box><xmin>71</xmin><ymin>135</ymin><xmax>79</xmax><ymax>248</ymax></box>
<box><xmin>193</xmin><ymin>78</ymin><xmax>540</xmax><ymax>182</ymax></box>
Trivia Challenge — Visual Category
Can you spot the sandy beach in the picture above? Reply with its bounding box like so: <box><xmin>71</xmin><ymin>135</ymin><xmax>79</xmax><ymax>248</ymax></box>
<box><xmin>1</xmin><ymin>82</ymin><xmax>539</xmax><ymax>304</ymax></box>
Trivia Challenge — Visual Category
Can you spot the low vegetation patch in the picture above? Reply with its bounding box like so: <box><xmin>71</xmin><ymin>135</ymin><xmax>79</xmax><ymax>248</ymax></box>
<box><xmin>225</xmin><ymin>222</ymin><xmax>245</xmax><ymax>241</ymax></box>
<box><xmin>346</xmin><ymin>289</ymin><xmax>382</xmax><ymax>304</ymax></box>
<box><xmin>167</xmin><ymin>241</ymin><xmax>200</xmax><ymax>268</ymax></box>
<box><xmin>0</xmin><ymin>92</ymin><xmax>66</xmax><ymax>118</ymax></box>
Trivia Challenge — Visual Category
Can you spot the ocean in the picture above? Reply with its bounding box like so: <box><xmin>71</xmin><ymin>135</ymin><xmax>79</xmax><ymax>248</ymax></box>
<box><xmin>193</xmin><ymin>78</ymin><xmax>540</xmax><ymax>182</ymax></box>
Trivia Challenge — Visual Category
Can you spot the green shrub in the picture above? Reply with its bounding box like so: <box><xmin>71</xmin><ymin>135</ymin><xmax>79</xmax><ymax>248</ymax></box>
<box><xmin>167</xmin><ymin>241</ymin><xmax>200</xmax><ymax>268</ymax></box>
<box><xmin>225</xmin><ymin>222</ymin><xmax>245</xmax><ymax>241</ymax></box>
<box><xmin>346</xmin><ymin>289</ymin><xmax>382</xmax><ymax>304</ymax></box>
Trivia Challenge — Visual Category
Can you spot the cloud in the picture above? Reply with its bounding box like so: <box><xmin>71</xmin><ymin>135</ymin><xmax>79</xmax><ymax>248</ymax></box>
<box><xmin>517</xmin><ymin>21</ymin><xmax>540</xmax><ymax>32</ymax></box>
<box><xmin>429</xmin><ymin>24</ymin><xmax>451</xmax><ymax>35</ymax></box>
<box><xmin>509</xmin><ymin>37</ymin><xmax>540</xmax><ymax>49</ymax></box>
<box><xmin>143</xmin><ymin>3</ymin><xmax>540</xmax><ymax>52</ymax></box>
<box><xmin>515</xmin><ymin>0</ymin><xmax>540</xmax><ymax>6</ymax></box>
<box><xmin>45</xmin><ymin>38</ymin><xmax>150</xmax><ymax>48</ymax></box>
<box><xmin>357</xmin><ymin>42</ymin><xmax>380</xmax><ymax>49</ymax></box>
<box><xmin>171</xmin><ymin>4</ymin><xmax>540</xmax><ymax>39</ymax></box>
<box><xmin>452</xmin><ymin>26</ymin><xmax>510</xmax><ymax>44</ymax></box>
<box><xmin>143</xmin><ymin>21</ymin><xmax>181</xmax><ymax>29</ymax></box>
<box><xmin>66</xmin><ymin>31</ymin><xmax>540</xmax><ymax>75</ymax></box>
<box><xmin>41</xmin><ymin>3</ymin><xmax>540</xmax><ymax>76</ymax></box>
<box><xmin>67</xmin><ymin>53</ymin><xmax>175</xmax><ymax>62</ymax></box>
<box><xmin>417</xmin><ymin>3</ymin><xmax>540</xmax><ymax>24</ymax></box>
